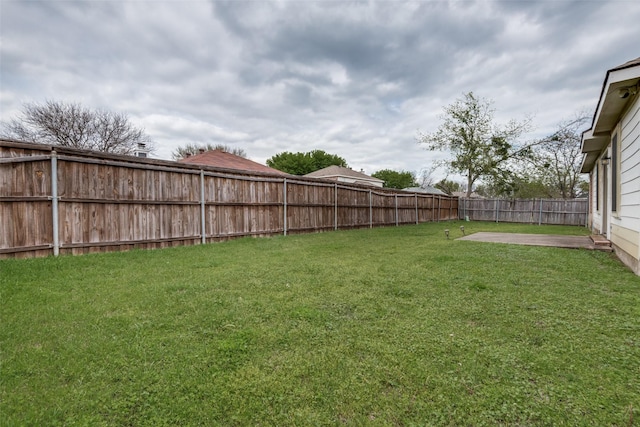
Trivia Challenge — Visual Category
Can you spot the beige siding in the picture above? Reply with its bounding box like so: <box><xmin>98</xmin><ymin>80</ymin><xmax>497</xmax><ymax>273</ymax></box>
<box><xmin>611</xmin><ymin>95</ymin><xmax>640</xmax><ymax>264</ymax></box>
<box><xmin>618</xmin><ymin>95</ymin><xmax>640</xmax><ymax>226</ymax></box>
<box><xmin>611</xmin><ymin>224</ymin><xmax>639</xmax><ymax>259</ymax></box>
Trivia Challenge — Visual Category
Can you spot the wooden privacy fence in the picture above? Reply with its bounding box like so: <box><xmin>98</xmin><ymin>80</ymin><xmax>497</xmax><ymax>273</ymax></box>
<box><xmin>0</xmin><ymin>140</ymin><xmax>458</xmax><ymax>258</ymax></box>
<box><xmin>458</xmin><ymin>197</ymin><xmax>588</xmax><ymax>226</ymax></box>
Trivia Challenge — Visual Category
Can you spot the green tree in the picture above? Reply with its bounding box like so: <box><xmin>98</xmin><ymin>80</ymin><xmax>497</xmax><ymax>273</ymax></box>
<box><xmin>172</xmin><ymin>143</ymin><xmax>247</xmax><ymax>160</ymax></box>
<box><xmin>266</xmin><ymin>150</ymin><xmax>347</xmax><ymax>175</ymax></box>
<box><xmin>434</xmin><ymin>179</ymin><xmax>462</xmax><ymax>195</ymax></box>
<box><xmin>1</xmin><ymin>100</ymin><xmax>152</xmax><ymax>155</ymax></box>
<box><xmin>418</xmin><ymin>92</ymin><xmax>532</xmax><ymax>197</ymax></box>
<box><xmin>475</xmin><ymin>177</ymin><xmax>551</xmax><ymax>199</ymax></box>
<box><xmin>371</xmin><ymin>169</ymin><xmax>418</xmax><ymax>189</ymax></box>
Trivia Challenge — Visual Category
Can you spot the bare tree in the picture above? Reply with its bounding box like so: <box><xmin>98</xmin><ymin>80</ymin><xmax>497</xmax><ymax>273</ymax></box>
<box><xmin>172</xmin><ymin>143</ymin><xmax>247</xmax><ymax>160</ymax></box>
<box><xmin>1</xmin><ymin>101</ymin><xmax>152</xmax><ymax>155</ymax></box>
<box><xmin>524</xmin><ymin>113</ymin><xmax>590</xmax><ymax>199</ymax></box>
<box><xmin>417</xmin><ymin>165</ymin><xmax>438</xmax><ymax>188</ymax></box>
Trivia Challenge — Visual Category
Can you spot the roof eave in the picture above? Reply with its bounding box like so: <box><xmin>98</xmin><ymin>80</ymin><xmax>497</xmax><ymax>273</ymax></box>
<box><xmin>591</xmin><ymin>64</ymin><xmax>640</xmax><ymax>136</ymax></box>
<box><xmin>580</xmin><ymin>150</ymin><xmax>600</xmax><ymax>173</ymax></box>
<box><xmin>580</xmin><ymin>128</ymin><xmax>608</xmax><ymax>172</ymax></box>
<box><xmin>580</xmin><ymin>61</ymin><xmax>640</xmax><ymax>173</ymax></box>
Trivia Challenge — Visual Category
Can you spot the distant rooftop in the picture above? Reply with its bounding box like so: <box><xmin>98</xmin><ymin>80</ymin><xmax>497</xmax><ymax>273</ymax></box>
<box><xmin>178</xmin><ymin>150</ymin><xmax>287</xmax><ymax>175</ymax></box>
<box><xmin>610</xmin><ymin>57</ymin><xmax>640</xmax><ymax>72</ymax></box>
<box><xmin>305</xmin><ymin>165</ymin><xmax>383</xmax><ymax>181</ymax></box>
<box><xmin>403</xmin><ymin>186</ymin><xmax>447</xmax><ymax>195</ymax></box>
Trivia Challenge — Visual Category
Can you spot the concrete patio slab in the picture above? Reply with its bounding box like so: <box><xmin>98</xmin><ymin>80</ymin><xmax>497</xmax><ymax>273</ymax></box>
<box><xmin>458</xmin><ymin>232</ymin><xmax>609</xmax><ymax>251</ymax></box>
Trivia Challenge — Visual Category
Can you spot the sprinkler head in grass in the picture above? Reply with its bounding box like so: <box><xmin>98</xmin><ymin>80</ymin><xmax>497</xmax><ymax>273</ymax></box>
<box><xmin>445</xmin><ymin>229</ymin><xmax>449</xmax><ymax>239</ymax></box>
<box><xmin>460</xmin><ymin>225</ymin><xmax>465</xmax><ymax>235</ymax></box>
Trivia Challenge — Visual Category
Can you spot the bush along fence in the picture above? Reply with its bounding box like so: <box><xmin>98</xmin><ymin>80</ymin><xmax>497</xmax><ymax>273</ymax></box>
<box><xmin>0</xmin><ymin>140</ymin><xmax>458</xmax><ymax>258</ymax></box>
<box><xmin>458</xmin><ymin>197</ymin><xmax>588</xmax><ymax>226</ymax></box>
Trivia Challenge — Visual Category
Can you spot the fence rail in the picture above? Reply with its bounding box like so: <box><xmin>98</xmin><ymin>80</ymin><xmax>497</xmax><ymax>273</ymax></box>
<box><xmin>1</xmin><ymin>140</ymin><xmax>458</xmax><ymax>258</ymax></box>
<box><xmin>458</xmin><ymin>197</ymin><xmax>588</xmax><ymax>226</ymax></box>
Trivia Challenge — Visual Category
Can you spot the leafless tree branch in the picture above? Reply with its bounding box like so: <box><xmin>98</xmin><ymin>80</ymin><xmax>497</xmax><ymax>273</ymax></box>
<box><xmin>0</xmin><ymin>100</ymin><xmax>153</xmax><ymax>155</ymax></box>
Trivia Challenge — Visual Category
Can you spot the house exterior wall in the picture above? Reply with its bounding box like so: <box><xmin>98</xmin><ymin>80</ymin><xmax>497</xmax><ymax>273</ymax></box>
<box><xmin>610</xmin><ymin>95</ymin><xmax>640</xmax><ymax>273</ymax></box>
<box><xmin>582</xmin><ymin>58</ymin><xmax>640</xmax><ymax>275</ymax></box>
<box><xmin>589</xmin><ymin>165</ymin><xmax>603</xmax><ymax>234</ymax></box>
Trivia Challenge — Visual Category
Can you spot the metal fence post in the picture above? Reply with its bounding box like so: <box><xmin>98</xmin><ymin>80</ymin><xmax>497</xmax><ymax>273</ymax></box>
<box><xmin>51</xmin><ymin>151</ymin><xmax>59</xmax><ymax>256</ymax></box>
<box><xmin>283</xmin><ymin>178</ymin><xmax>287</xmax><ymax>236</ymax></box>
<box><xmin>200</xmin><ymin>170</ymin><xmax>206</xmax><ymax>244</ymax></box>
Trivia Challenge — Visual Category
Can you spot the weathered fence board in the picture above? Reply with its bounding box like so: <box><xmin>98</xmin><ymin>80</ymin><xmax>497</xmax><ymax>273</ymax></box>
<box><xmin>459</xmin><ymin>197</ymin><xmax>587</xmax><ymax>226</ymax></box>
<box><xmin>0</xmin><ymin>140</ymin><xmax>458</xmax><ymax>258</ymax></box>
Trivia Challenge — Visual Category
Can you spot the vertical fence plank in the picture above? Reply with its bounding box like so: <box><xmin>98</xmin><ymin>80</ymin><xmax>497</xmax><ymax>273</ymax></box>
<box><xmin>369</xmin><ymin>189</ymin><xmax>373</xmax><ymax>228</ymax></box>
<box><xmin>394</xmin><ymin>194</ymin><xmax>398</xmax><ymax>226</ymax></box>
<box><xmin>538</xmin><ymin>198</ymin><xmax>543</xmax><ymax>226</ymax></box>
<box><xmin>334</xmin><ymin>182</ymin><xmax>338</xmax><ymax>231</ymax></box>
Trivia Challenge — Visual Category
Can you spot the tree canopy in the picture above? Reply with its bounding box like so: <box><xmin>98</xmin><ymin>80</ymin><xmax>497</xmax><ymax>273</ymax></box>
<box><xmin>434</xmin><ymin>179</ymin><xmax>463</xmax><ymax>195</ymax></box>
<box><xmin>418</xmin><ymin>92</ymin><xmax>532</xmax><ymax>197</ymax></box>
<box><xmin>172</xmin><ymin>143</ymin><xmax>247</xmax><ymax>160</ymax></box>
<box><xmin>266</xmin><ymin>150</ymin><xmax>347</xmax><ymax>175</ymax></box>
<box><xmin>1</xmin><ymin>100</ymin><xmax>152</xmax><ymax>155</ymax></box>
<box><xmin>371</xmin><ymin>169</ymin><xmax>418</xmax><ymax>189</ymax></box>
<box><xmin>475</xmin><ymin>113</ymin><xmax>589</xmax><ymax>199</ymax></box>
<box><xmin>522</xmin><ymin>114</ymin><xmax>589</xmax><ymax>199</ymax></box>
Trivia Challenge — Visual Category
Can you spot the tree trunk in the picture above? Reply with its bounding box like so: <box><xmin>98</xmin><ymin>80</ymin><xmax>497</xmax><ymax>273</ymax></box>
<box><xmin>466</xmin><ymin>174</ymin><xmax>473</xmax><ymax>197</ymax></box>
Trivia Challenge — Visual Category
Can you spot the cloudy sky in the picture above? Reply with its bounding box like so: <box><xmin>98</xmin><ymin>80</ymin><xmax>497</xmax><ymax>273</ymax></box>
<box><xmin>2</xmin><ymin>0</ymin><xmax>639</xmax><ymax>180</ymax></box>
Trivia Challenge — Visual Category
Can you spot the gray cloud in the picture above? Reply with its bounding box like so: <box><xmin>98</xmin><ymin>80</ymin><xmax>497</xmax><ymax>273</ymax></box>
<box><xmin>2</xmin><ymin>0</ymin><xmax>639</xmax><ymax>180</ymax></box>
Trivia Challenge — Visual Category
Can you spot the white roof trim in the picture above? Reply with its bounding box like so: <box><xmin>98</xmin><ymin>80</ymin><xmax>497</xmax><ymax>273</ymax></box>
<box><xmin>580</xmin><ymin>60</ymin><xmax>640</xmax><ymax>173</ymax></box>
<box><xmin>592</xmin><ymin>66</ymin><xmax>640</xmax><ymax>136</ymax></box>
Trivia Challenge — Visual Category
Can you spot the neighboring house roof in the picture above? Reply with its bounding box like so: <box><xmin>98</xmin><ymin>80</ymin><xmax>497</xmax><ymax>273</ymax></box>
<box><xmin>581</xmin><ymin>57</ymin><xmax>640</xmax><ymax>172</ymax></box>
<box><xmin>178</xmin><ymin>150</ymin><xmax>287</xmax><ymax>175</ymax></box>
<box><xmin>610</xmin><ymin>57</ymin><xmax>640</xmax><ymax>72</ymax></box>
<box><xmin>452</xmin><ymin>191</ymin><xmax>482</xmax><ymax>198</ymax></box>
<box><xmin>304</xmin><ymin>165</ymin><xmax>384</xmax><ymax>187</ymax></box>
<box><xmin>402</xmin><ymin>186</ymin><xmax>447</xmax><ymax>196</ymax></box>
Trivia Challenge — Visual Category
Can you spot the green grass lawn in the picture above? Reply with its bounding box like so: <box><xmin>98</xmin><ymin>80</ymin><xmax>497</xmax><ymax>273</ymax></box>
<box><xmin>1</xmin><ymin>221</ymin><xmax>639</xmax><ymax>426</ymax></box>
